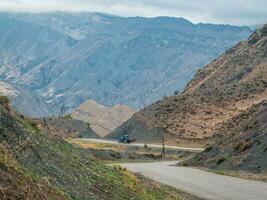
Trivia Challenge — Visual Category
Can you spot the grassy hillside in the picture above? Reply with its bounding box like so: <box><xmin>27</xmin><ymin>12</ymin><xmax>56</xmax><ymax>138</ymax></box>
<box><xmin>0</xmin><ymin>144</ymin><xmax>67</xmax><ymax>200</ymax></box>
<box><xmin>183</xmin><ymin>100</ymin><xmax>267</xmax><ymax>179</ymax></box>
<box><xmin>110</xmin><ymin>23</ymin><xmax>267</xmax><ymax>144</ymax></box>
<box><xmin>0</xmin><ymin>99</ymin><xmax>199</xmax><ymax>200</ymax></box>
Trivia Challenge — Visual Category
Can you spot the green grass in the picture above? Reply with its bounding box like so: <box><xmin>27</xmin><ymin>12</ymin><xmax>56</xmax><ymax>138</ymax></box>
<box><xmin>0</xmin><ymin>105</ymin><xmax>200</xmax><ymax>200</ymax></box>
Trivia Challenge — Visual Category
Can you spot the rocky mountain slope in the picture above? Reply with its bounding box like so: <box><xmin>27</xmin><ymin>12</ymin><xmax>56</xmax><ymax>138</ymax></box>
<box><xmin>0</xmin><ymin>99</ymin><xmax>197</xmax><ymax>200</ymax></box>
<box><xmin>36</xmin><ymin>116</ymin><xmax>100</xmax><ymax>139</ymax></box>
<box><xmin>184</xmin><ymin>100</ymin><xmax>267</xmax><ymax>175</ymax></box>
<box><xmin>109</xmin><ymin>23</ymin><xmax>267</xmax><ymax>144</ymax></box>
<box><xmin>0</xmin><ymin>12</ymin><xmax>251</xmax><ymax>116</ymax></box>
<box><xmin>72</xmin><ymin>99</ymin><xmax>134</xmax><ymax>136</ymax></box>
<box><xmin>0</xmin><ymin>81</ymin><xmax>55</xmax><ymax>117</ymax></box>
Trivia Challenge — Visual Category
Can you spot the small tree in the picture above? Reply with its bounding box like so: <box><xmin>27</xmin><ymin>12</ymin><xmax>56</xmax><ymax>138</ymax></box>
<box><xmin>174</xmin><ymin>90</ymin><xmax>180</xmax><ymax>95</ymax></box>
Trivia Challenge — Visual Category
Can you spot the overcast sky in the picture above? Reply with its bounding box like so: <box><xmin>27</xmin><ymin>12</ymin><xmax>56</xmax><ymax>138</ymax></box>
<box><xmin>0</xmin><ymin>0</ymin><xmax>266</xmax><ymax>25</ymax></box>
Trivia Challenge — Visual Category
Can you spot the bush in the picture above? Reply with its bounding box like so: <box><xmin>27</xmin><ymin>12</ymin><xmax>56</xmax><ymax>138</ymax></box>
<box><xmin>216</xmin><ymin>157</ymin><xmax>226</xmax><ymax>165</ymax></box>
<box><xmin>205</xmin><ymin>145</ymin><xmax>213</xmax><ymax>152</ymax></box>
<box><xmin>0</xmin><ymin>96</ymin><xmax>10</xmax><ymax>110</ymax></box>
<box><xmin>174</xmin><ymin>90</ymin><xmax>180</xmax><ymax>95</ymax></box>
<box><xmin>27</xmin><ymin>119</ymin><xmax>39</xmax><ymax>132</ymax></box>
<box><xmin>64</xmin><ymin>114</ymin><xmax>73</xmax><ymax>120</ymax></box>
<box><xmin>234</xmin><ymin>139</ymin><xmax>253</xmax><ymax>153</ymax></box>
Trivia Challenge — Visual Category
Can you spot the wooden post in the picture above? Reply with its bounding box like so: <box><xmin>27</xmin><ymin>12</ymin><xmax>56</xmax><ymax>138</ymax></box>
<box><xmin>159</xmin><ymin>128</ymin><xmax>166</xmax><ymax>158</ymax></box>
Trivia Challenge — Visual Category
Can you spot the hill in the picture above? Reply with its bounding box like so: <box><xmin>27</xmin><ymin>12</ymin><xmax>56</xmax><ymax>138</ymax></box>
<box><xmin>109</xmin><ymin>23</ymin><xmax>267</xmax><ymax>144</ymax></box>
<box><xmin>0</xmin><ymin>99</ymin><xmax>199</xmax><ymax>200</ymax></box>
<box><xmin>36</xmin><ymin>116</ymin><xmax>100</xmax><ymax>139</ymax></box>
<box><xmin>0</xmin><ymin>12</ymin><xmax>251</xmax><ymax>116</ymax></box>
<box><xmin>72</xmin><ymin>99</ymin><xmax>134</xmax><ymax>136</ymax></box>
<box><xmin>183</xmin><ymin>100</ymin><xmax>267</xmax><ymax>179</ymax></box>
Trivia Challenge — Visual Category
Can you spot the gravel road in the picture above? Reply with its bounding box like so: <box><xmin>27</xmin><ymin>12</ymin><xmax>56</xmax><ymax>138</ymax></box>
<box><xmin>119</xmin><ymin>161</ymin><xmax>267</xmax><ymax>200</ymax></box>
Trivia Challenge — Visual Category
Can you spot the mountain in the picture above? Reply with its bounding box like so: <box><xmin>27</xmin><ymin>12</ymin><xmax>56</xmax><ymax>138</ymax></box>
<box><xmin>71</xmin><ymin>99</ymin><xmax>134</xmax><ymax>136</ymax></box>
<box><xmin>0</xmin><ymin>12</ymin><xmax>252</xmax><ymax>116</ymax></box>
<box><xmin>109</xmin><ymin>23</ymin><xmax>267</xmax><ymax>144</ymax></box>
<box><xmin>0</xmin><ymin>99</ymin><xmax>194</xmax><ymax>200</ymax></box>
<box><xmin>184</xmin><ymin>100</ymin><xmax>267</xmax><ymax>174</ymax></box>
<box><xmin>0</xmin><ymin>81</ymin><xmax>55</xmax><ymax>117</ymax></box>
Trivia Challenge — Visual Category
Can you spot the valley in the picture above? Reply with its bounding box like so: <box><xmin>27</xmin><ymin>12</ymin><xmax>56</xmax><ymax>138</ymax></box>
<box><xmin>0</xmin><ymin>5</ymin><xmax>266</xmax><ymax>200</ymax></box>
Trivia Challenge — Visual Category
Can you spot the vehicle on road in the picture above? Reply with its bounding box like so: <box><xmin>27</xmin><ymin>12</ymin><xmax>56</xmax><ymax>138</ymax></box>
<box><xmin>118</xmin><ymin>135</ymin><xmax>136</xmax><ymax>144</ymax></box>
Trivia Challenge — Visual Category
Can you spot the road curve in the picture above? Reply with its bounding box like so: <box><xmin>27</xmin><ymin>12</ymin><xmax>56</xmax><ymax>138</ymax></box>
<box><xmin>119</xmin><ymin>161</ymin><xmax>267</xmax><ymax>200</ymax></box>
<box><xmin>76</xmin><ymin>138</ymin><xmax>204</xmax><ymax>152</ymax></box>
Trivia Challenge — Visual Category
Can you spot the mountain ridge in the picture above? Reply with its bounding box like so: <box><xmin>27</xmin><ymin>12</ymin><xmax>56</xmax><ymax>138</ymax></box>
<box><xmin>109</xmin><ymin>22</ymin><xmax>267</xmax><ymax>144</ymax></box>
<box><xmin>0</xmin><ymin>12</ymin><xmax>252</xmax><ymax>116</ymax></box>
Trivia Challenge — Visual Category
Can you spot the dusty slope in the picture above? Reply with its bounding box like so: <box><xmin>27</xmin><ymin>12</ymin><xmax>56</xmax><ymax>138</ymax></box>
<box><xmin>109</xmin><ymin>23</ymin><xmax>267</xmax><ymax>144</ymax></box>
<box><xmin>0</xmin><ymin>100</ymin><xmax>194</xmax><ymax>200</ymax></box>
<box><xmin>36</xmin><ymin>116</ymin><xmax>100</xmax><ymax>139</ymax></box>
<box><xmin>72</xmin><ymin>99</ymin><xmax>134</xmax><ymax>136</ymax></box>
<box><xmin>184</xmin><ymin>100</ymin><xmax>267</xmax><ymax>173</ymax></box>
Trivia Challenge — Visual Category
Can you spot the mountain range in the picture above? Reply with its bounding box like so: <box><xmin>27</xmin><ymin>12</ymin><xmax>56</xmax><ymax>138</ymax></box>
<box><xmin>0</xmin><ymin>12</ymin><xmax>252</xmax><ymax>117</ymax></box>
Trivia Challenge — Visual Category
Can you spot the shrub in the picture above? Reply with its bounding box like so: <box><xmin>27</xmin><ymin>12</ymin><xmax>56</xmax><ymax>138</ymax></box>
<box><xmin>0</xmin><ymin>96</ymin><xmax>10</xmax><ymax>110</ymax></box>
<box><xmin>27</xmin><ymin>120</ymin><xmax>39</xmax><ymax>132</ymax></box>
<box><xmin>174</xmin><ymin>90</ymin><xmax>180</xmax><ymax>95</ymax></box>
<box><xmin>216</xmin><ymin>157</ymin><xmax>226</xmax><ymax>165</ymax></box>
<box><xmin>64</xmin><ymin>114</ymin><xmax>72</xmax><ymax>120</ymax></box>
<box><xmin>216</xmin><ymin>169</ymin><xmax>225</xmax><ymax>175</ymax></box>
<box><xmin>205</xmin><ymin>145</ymin><xmax>213</xmax><ymax>152</ymax></box>
<box><xmin>234</xmin><ymin>139</ymin><xmax>253</xmax><ymax>153</ymax></box>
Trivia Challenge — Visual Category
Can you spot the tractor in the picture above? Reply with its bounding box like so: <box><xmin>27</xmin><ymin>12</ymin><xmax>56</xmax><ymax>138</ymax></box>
<box><xmin>118</xmin><ymin>135</ymin><xmax>136</xmax><ymax>144</ymax></box>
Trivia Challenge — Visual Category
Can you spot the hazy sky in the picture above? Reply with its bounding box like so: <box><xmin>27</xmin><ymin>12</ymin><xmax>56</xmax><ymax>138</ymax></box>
<box><xmin>0</xmin><ymin>0</ymin><xmax>266</xmax><ymax>25</ymax></box>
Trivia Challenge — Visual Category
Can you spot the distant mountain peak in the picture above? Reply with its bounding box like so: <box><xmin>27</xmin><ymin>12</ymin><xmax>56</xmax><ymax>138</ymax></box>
<box><xmin>71</xmin><ymin>99</ymin><xmax>135</xmax><ymax>137</ymax></box>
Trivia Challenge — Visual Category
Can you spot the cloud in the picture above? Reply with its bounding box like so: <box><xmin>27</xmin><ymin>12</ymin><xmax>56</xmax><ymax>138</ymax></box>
<box><xmin>0</xmin><ymin>0</ymin><xmax>266</xmax><ymax>25</ymax></box>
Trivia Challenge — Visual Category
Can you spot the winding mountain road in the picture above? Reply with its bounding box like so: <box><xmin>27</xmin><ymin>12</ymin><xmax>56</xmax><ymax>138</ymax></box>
<box><xmin>119</xmin><ymin>161</ymin><xmax>267</xmax><ymax>200</ymax></box>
